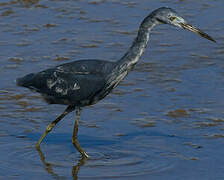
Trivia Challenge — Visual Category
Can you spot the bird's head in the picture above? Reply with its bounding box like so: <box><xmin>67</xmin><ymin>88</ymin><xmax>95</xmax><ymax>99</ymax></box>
<box><xmin>153</xmin><ymin>7</ymin><xmax>216</xmax><ymax>42</ymax></box>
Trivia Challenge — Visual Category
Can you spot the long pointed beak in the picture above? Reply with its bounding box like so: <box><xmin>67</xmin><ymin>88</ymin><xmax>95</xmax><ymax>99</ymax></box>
<box><xmin>180</xmin><ymin>23</ymin><xmax>216</xmax><ymax>43</ymax></box>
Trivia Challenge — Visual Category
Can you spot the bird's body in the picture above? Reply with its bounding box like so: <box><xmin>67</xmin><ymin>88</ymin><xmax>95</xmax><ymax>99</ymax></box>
<box><xmin>17</xmin><ymin>7</ymin><xmax>215</xmax><ymax>158</ymax></box>
<box><xmin>17</xmin><ymin>59</ymin><xmax>116</xmax><ymax>106</ymax></box>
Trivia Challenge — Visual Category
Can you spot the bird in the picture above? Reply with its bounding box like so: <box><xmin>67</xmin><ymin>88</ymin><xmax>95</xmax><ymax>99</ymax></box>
<box><xmin>17</xmin><ymin>7</ymin><xmax>215</xmax><ymax>158</ymax></box>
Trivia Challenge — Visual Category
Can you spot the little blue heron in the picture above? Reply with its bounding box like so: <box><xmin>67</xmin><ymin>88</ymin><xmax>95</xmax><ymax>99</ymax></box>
<box><xmin>17</xmin><ymin>7</ymin><xmax>215</xmax><ymax>158</ymax></box>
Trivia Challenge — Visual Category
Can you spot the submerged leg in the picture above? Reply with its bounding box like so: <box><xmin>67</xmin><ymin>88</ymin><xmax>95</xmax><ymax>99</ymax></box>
<box><xmin>36</xmin><ymin>106</ymin><xmax>75</xmax><ymax>148</ymax></box>
<box><xmin>72</xmin><ymin>108</ymin><xmax>89</xmax><ymax>158</ymax></box>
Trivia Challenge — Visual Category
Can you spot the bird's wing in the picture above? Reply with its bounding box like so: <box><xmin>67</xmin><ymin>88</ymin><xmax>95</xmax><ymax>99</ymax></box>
<box><xmin>21</xmin><ymin>69</ymin><xmax>106</xmax><ymax>104</ymax></box>
<box><xmin>55</xmin><ymin>59</ymin><xmax>115</xmax><ymax>75</ymax></box>
<box><xmin>17</xmin><ymin>59</ymin><xmax>116</xmax><ymax>104</ymax></box>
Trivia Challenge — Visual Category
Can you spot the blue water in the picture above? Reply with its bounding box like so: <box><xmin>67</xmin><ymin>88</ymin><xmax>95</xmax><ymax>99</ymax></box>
<box><xmin>0</xmin><ymin>0</ymin><xmax>223</xmax><ymax>179</ymax></box>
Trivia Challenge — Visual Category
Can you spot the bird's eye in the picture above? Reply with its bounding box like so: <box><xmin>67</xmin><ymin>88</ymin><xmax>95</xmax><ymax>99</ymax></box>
<box><xmin>169</xmin><ymin>16</ymin><xmax>176</xmax><ymax>21</ymax></box>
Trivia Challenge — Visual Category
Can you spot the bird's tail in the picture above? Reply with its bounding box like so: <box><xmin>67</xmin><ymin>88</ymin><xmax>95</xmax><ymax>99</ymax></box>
<box><xmin>16</xmin><ymin>73</ymin><xmax>35</xmax><ymax>88</ymax></box>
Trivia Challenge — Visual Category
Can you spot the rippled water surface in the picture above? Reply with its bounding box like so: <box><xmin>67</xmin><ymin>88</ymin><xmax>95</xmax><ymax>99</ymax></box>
<box><xmin>0</xmin><ymin>0</ymin><xmax>224</xmax><ymax>179</ymax></box>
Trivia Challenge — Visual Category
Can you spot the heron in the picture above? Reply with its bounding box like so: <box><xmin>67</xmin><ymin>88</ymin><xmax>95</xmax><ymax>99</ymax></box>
<box><xmin>17</xmin><ymin>7</ymin><xmax>215</xmax><ymax>158</ymax></box>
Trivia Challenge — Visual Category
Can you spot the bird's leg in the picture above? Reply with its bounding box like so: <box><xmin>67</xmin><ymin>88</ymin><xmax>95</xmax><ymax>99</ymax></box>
<box><xmin>36</xmin><ymin>106</ymin><xmax>75</xmax><ymax>148</ymax></box>
<box><xmin>72</xmin><ymin>108</ymin><xmax>89</xmax><ymax>158</ymax></box>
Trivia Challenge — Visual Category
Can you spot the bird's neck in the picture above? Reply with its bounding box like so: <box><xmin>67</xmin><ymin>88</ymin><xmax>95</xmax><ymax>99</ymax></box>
<box><xmin>115</xmin><ymin>14</ymin><xmax>158</xmax><ymax>72</ymax></box>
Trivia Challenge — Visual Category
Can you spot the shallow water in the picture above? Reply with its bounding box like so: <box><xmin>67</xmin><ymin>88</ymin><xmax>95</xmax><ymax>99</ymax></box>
<box><xmin>0</xmin><ymin>0</ymin><xmax>224</xmax><ymax>179</ymax></box>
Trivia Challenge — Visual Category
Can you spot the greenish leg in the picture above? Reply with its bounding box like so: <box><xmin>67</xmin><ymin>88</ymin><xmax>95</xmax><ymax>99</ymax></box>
<box><xmin>36</xmin><ymin>106</ymin><xmax>74</xmax><ymax>148</ymax></box>
<box><xmin>72</xmin><ymin>108</ymin><xmax>89</xmax><ymax>158</ymax></box>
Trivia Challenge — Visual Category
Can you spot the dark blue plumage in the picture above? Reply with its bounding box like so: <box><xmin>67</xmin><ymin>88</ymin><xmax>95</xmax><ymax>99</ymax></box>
<box><xmin>17</xmin><ymin>60</ymin><xmax>115</xmax><ymax>106</ymax></box>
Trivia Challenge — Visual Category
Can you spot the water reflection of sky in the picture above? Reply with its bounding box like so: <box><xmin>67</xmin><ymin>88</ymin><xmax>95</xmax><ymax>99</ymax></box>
<box><xmin>0</xmin><ymin>0</ymin><xmax>223</xmax><ymax>179</ymax></box>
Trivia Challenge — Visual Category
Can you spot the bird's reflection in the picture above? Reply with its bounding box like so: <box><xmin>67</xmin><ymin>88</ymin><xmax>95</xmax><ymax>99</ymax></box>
<box><xmin>72</xmin><ymin>156</ymin><xmax>87</xmax><ymax>180</ymax></box>
<box><xmin>36</xmin><ymin>146</ymin><xmax>87</xmax><ymax>180</ymax></box>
